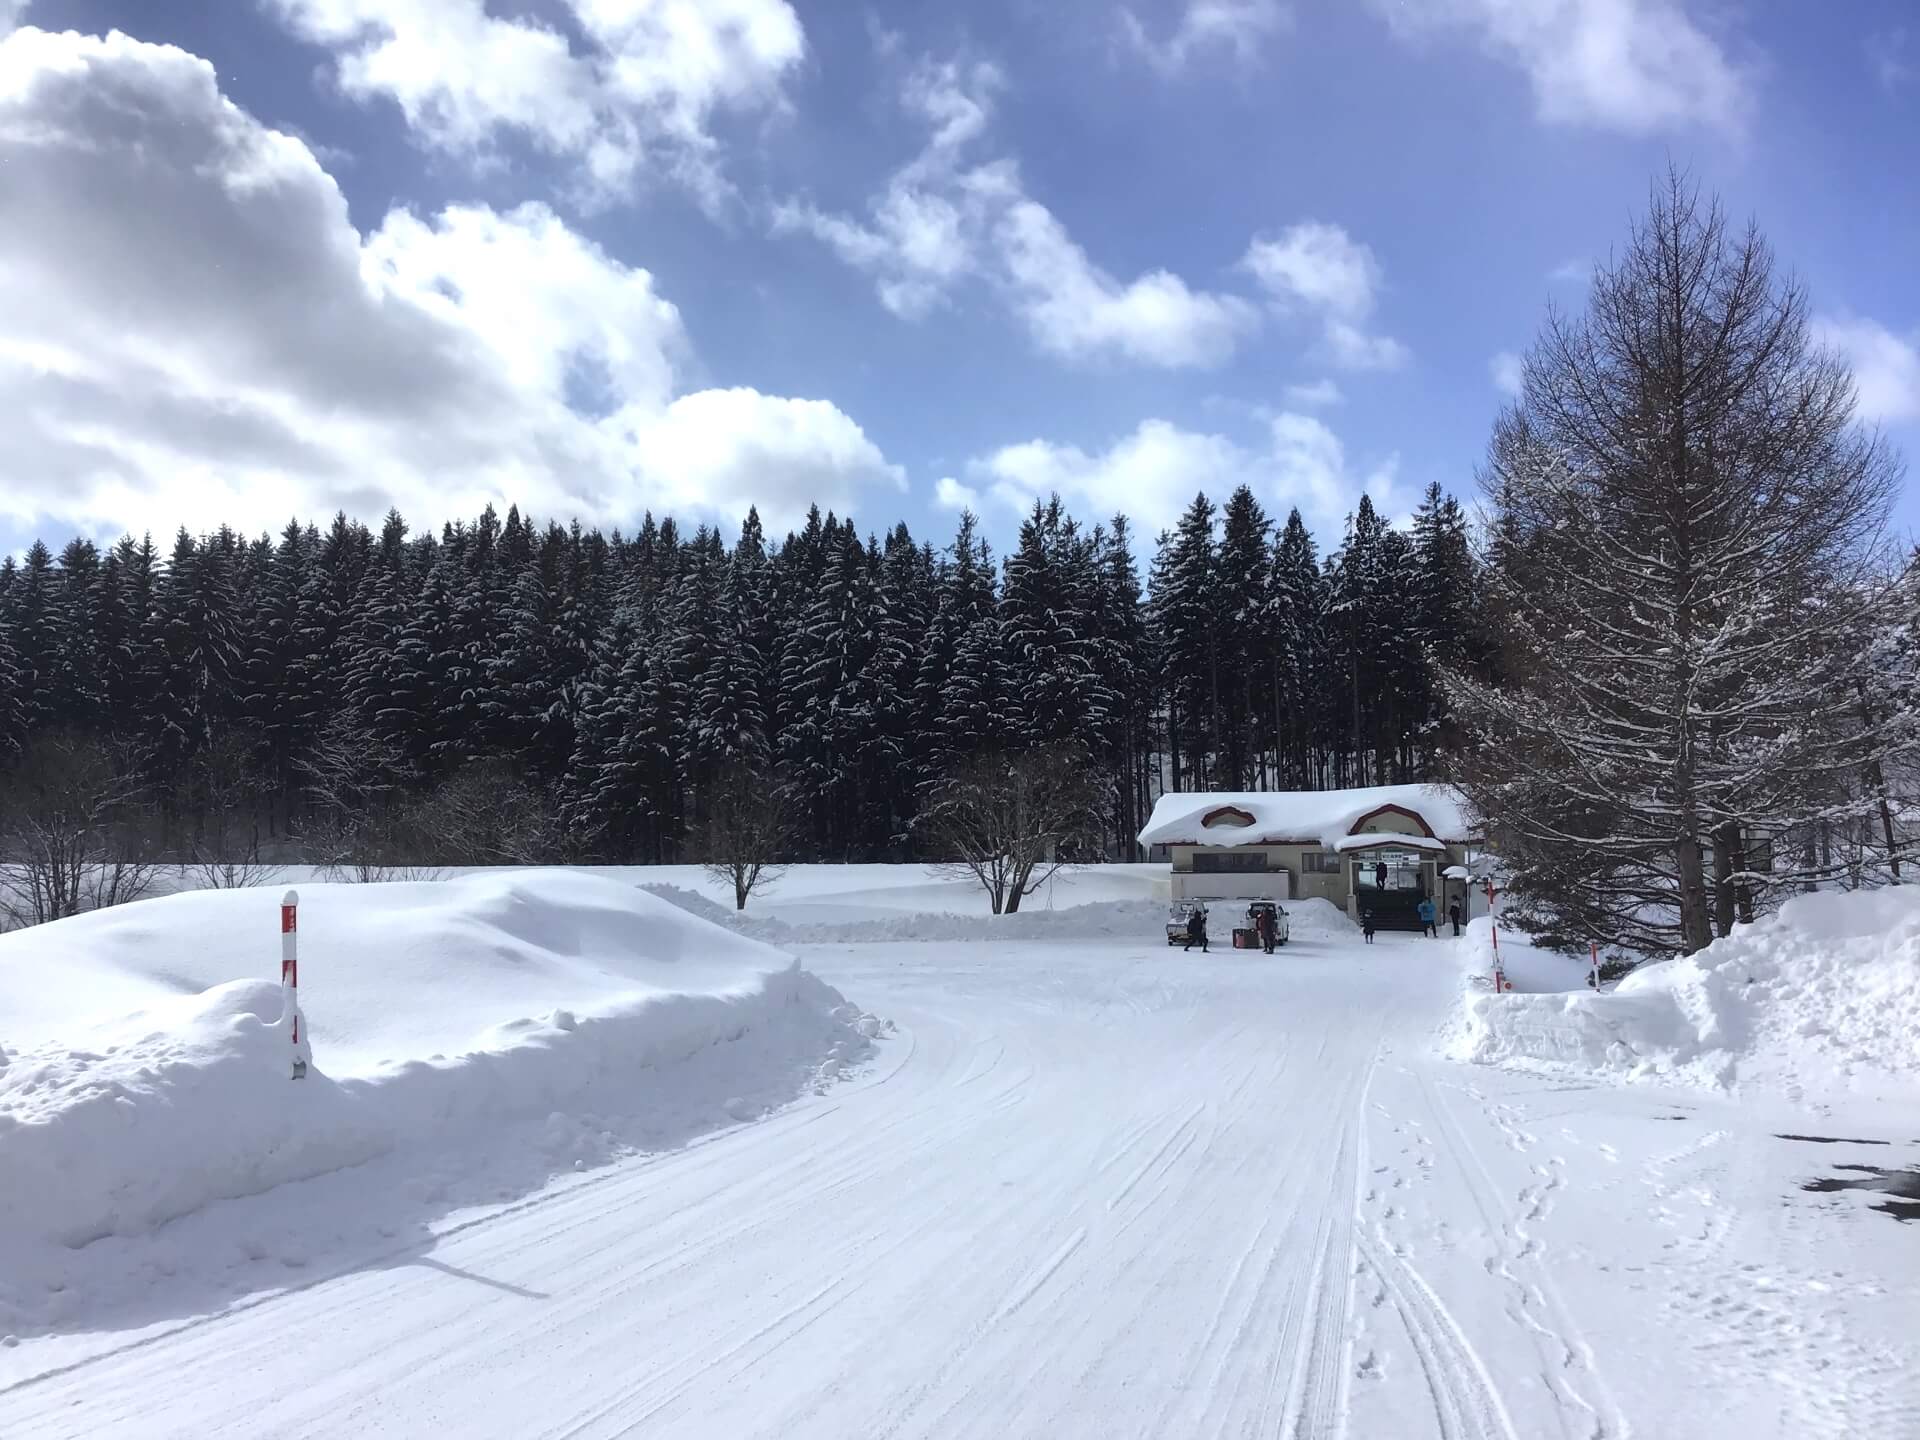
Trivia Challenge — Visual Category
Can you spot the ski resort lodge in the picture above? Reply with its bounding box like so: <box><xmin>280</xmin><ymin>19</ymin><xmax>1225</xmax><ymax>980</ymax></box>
<box><xmin>1136</xmin><ymin>785</ymin><xmax>1480</xmax><ymax>927</ymax></box>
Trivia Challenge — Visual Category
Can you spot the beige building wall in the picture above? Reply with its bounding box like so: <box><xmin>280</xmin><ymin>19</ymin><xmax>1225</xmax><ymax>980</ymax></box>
<box><xmin>1170</xmin><ymin>828</ymin><xmax>1468</xmax><ymax>914</ymax></box>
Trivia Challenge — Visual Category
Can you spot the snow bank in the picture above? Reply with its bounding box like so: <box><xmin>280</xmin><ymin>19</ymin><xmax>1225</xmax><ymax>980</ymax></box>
<box><xmin>642</xmin><ymin>883</ymin><xmax>1170</xmax><ymax>945</ymax></box>
<box><xmin>0</xmin><ymin>872</ymin><xmax>881</xmax><ymax>1262</ymax></box>
<box><xmin>1453</xmin><ymin>891</ymin><xmax>1920</xmax><ymax>1103</ymax></box>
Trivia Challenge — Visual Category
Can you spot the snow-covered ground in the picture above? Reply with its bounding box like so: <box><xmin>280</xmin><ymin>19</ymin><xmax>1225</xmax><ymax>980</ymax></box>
<box><xmin>0</xmin><ymin>867</ymin><xmax>1913</xmax><ymax>1438</ymax></box>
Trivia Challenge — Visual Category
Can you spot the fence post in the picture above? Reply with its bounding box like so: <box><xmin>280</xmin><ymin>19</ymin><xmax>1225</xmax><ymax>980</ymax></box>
<box><xmin>282</xmin><ymin>889</ymin><xmax>309</xmax><ymax>1079</ymax></box>
<box><xmin>1589</xmin><ymin>940</ymin><xmax>1600</xmax><ymax>990</ymax></box>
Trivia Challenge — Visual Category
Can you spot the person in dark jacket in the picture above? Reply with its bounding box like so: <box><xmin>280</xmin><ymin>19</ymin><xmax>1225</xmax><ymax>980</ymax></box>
<box><xmin>1254</xmin><ymin>905</ymin><xmax>1275</xmax><ymax>954</ymax></box>
<box><xmin>1361</xmin><ymin>909</ymin><xmax>1376</xmax><ymax>944</ymax></box>
<box><xmin>1184</xmin><ymin>906</ymin><xmax>1209</xmax><ymax>953</ymax></box>
<box><xmin>1448</xmin><ymin>899</ymin><xmax>1462</xmax><ymax>937</ymax></box>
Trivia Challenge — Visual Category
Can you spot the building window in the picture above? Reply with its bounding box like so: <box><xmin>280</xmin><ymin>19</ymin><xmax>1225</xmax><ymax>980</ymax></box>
<box><xmin>1300</xmin><ymin>852</ymin><xmax>1342</xmax><ymax>874</ymax></box>
<box><xmin>1193</xmin><ymin>851</ymin><xmax>1269</xmax><ymax>873</ymax></box>
<box><xmin>1353</xmin><ymin>851</ymin><xmax>1428</xmax><ymax>891</ymax></box>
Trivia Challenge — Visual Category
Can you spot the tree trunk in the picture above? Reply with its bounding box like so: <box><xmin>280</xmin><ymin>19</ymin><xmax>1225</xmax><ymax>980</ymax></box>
<box><xmin>1675</xmin><ymin>828</ymin><xmax>1714</xmax><ymax>954</ymax></box>
<box><xmin>1711</xmin><ymin>821</ymin><xmax>1738</xmax><ymax>938</ymax></box>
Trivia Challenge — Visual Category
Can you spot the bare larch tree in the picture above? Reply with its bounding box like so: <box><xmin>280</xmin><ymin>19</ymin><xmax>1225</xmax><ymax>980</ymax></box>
<box><xmin>1447</xmin><ymin>171</ymin><xmax>1909</xmax><ymax>956</ymax></box>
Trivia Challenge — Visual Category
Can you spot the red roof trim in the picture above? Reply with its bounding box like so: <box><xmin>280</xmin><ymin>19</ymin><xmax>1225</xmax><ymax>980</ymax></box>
<box><xmin>1347</xmin><ymin>802</ymin><xmax>1437</xmax><ymax>838</ymax></box>
<box><xmin>1200</xmin><ymin>805</ymin><xmax>1258</xmax><ymax>828</ymax></box>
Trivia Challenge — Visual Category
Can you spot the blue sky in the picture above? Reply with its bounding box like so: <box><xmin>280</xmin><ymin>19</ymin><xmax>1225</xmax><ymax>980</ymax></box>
<box><xmin>1</xmin><ymin>0</ymin><xmax>1915</xmax><ymax>560</ymax></box>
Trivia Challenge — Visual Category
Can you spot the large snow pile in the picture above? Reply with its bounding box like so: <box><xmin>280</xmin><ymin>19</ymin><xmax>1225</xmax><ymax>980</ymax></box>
<box><xmin>1453</xmin><ymin>890</ymin><xmax>1920</xmax><ymax>1103</ymax></box>
<box><xmin>0</xmin><ymin>871</ymin><xmax>880</xmax><ymax>1328</ymax></box>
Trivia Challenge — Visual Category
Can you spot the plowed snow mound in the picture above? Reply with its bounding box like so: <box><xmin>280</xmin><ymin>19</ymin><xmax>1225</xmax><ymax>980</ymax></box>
<box><xmin>641</xmin><ymin>884</ymin><xmax>1169</xmax><ymax>944</ymax></box>
<box><xmin>0</xmin><ymin>872</ymin><xmax>881</xmax><ymax>1271</ymax></box>
<box><xmin>1454</xmin><ymin>890</ymin><xmax>1920</xmax><ymax>1103</ymax></box>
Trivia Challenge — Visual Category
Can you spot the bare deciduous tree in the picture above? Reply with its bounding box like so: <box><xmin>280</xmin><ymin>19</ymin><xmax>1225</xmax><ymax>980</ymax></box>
<box><xmin>916</xmin><ymin>745</ymin><xmax>1106</xmax><ymax>914</ymax></box>
<box><xmin>0</xmin><ymin>732</ymin><xmax>156</xmax><ymax>928</ymax></box>
<box><xmin>1448</xmin><ymin>171</ymin><xmax>1909</xmax><ymax>955</ymax></box>
<box><xmin>690</xmin><ymin>764</ymin><xmax>792</xmax><ymax>910</ymax></box>
<box><xmin>410</xmin><ymin>759</ymin><xmax>571</xmax><ymax>868</ymax></box>
<box><xmin>183</xmin><ymin>729</ymin><xmax>281</xmax><ymax>889</ymax></box>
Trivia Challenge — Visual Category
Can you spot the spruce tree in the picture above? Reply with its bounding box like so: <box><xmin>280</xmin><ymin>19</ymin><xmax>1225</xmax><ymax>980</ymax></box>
<box><xmin>1151</xmin><ymin>494</ymin><xmax>1220</xmax><ymax>790</ymax></box>
<box><xmin>1215</xmin><ymin>486</ymin><xmax>1273</xmax><ymax>788</ymax></box>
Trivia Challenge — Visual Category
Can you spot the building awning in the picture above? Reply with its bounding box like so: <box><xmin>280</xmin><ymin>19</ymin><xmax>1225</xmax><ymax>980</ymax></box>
<box><xmin>1333</xmin><ymin>833</ymin><xmax>1450</xmax><ymax>854</ymax></box>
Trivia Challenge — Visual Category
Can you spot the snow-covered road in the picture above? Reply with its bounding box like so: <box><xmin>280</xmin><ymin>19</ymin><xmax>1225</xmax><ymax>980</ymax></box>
<box><xmin>2</xmin><ymin>927</ymin><xmax>1911</xmax><ymax>1438</ymax></box>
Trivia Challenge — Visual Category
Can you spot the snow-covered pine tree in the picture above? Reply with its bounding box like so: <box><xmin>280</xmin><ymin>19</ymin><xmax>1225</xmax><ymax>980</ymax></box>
<box><xmin>1326</xmin><ymin>496</ymin><xmax>1400</xmax><ymax>786</ymax></box>
<box><xmin>779</xmin><ymin>525</ymin><xmax>882</xmax><ymax>857</ymax></box>
<box><xmin>387</xmin><ymin>546</ymin><xmax>463</xmax><ymax>773</ymax></box>
<box><xmin>242</xmin><ymin>521</ymin><xmax>322</xmax><ymax>824</ymax></box>
<box><xmin>485</xmin><ymin>540</ymin><xmax>560</xmax><ymax>769</ymax></box>
<box><xmin>561</xmin><ymin>590</ymin><xmax>648</xmax><ymax>860</ymax></box>
<box><xmin>3</xmin><ymin>542</ymin><xmax>59</xmax><ymax>737</ymax></box>
<box><xmin>1151</xmin><ymin>494</ymin><xmax>1220</xmax><ymax>791</ymax></box>
<box><xmin>938</xmin><ymin>522</ymin><xmax>1012</xmax><ymax>764</ymax></box>
<box><xmin>1264</xmin><ymin>509</ymin><xmax>1322</xmax><ymax>788</ymax></box>
<box><xmin>0</xmin><ymin>598</ymin><xmax>24</xmax><ymax>764</ymax></box>
<box><xmin>917</xmin><ymin>512</ymin><xmax>996</xmax><ymax>773</ymax></box>
<box><xmin>672</xmin><ymin>531</ymin><xmax>730</xmax><ymax>789</ymax></box>
<box><xmin>867</xmin><ymin>524</ymin><xmax>928</xmax><ymax>850</ymax></box>
<box><xmin>47</xmin><ymin>540</ymin><xmax>106</xmax><ymax>734</ymax></box>
<box><xmin>1447</xmin><ymin>173</ymin><xmax>1909</xmax><ymax>955</ymax></box>
<box><xmin>1406</xmin><ymin>482</ymin><xmax>1479</xmax><ymax>765</ymax></box>
<box><xmin>1000</xmin><ymin>497</ymin><xmax>1099</xmax><ymax>751</ymax></box>
<box><xmin>101</xmin><ymin>535</ymin><xmax>159</xmax><ymax>737</ymax></box>
<box><xmin>1215</xmin><ymin>486</ymin><xmax>1273</xmax><ymax>788</ymax></box>
<box><xmin>148</xmin><ymin>529</ymin><xmax>244</xmax><ymax>791</ymax></box>
<box><xmin>1087</xmin><ymin>515</ymin><xmax>1149</xmax><ymax>854</ymax></box>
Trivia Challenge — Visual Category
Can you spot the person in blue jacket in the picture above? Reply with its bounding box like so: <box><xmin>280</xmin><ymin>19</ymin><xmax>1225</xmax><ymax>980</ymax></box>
<box><xmin>1417</xmin><ymin>896</ymin><xmax>1438</xmax><ymax>937</ymax></box>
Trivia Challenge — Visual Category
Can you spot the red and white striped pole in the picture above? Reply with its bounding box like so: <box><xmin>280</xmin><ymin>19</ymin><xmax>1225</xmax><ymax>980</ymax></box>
<box><xmin>1486</xmin><ymin>880</ymin><xmax>1510</xmax><ymax>992</ymax></box>
<box><xmin>282</xmin><ymin>889</ymin><xmax>309</xmax><ymax>1080</ymax></box>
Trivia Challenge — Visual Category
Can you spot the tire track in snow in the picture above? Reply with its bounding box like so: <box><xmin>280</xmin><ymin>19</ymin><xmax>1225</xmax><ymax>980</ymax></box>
<box><xmin>1355</xmin><ymin>1227</ymin><xmax>1520</xmax><ymax>1440</ymax></box>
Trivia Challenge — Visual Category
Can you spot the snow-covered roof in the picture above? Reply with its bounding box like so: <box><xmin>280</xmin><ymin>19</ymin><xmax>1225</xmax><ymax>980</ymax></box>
<box><xmin>1334</xmin><ymin>833</ymin><xmax>1449</xmax><ymax>853</ymax></box>
<box><xmin>1442</xmin><ymin>865</ymin><xmax>1471</xmax><ymax>879</ymax></box>
<box><xmin>1137</xmin><ymin>784</ymin><xmax>1473</xmax><ymax>851</ymax></box>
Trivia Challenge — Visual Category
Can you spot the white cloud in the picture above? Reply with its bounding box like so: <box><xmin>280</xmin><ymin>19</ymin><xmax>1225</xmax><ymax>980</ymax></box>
<box><xmin>1815</xmin><ymin>316</ymin><xmax>1920</xmax><ymax>425</ymax></box>
<box><xmin>1372</xmin><ymin>0</ymin><xmax>1752</xmax><ymax>138</ymax></box>
<box><xmin>1490</xmin><ymin>349</ymin><xmax>1524</xmax><ymax>396</ymax></box>
<box><xmin>1244</xmin><ymin>222</ymin><xmax>1379</xmax><ymax>316</ymax></box>
<box><xmin>771</xmin><ymin>58</ymin><xmax>1001</xmax><ymax>319</ymax></box>
<box><xmin>1284</xmin><ymin>378</ymin><xmax>1343</xmax><ymax>407</ymax></box>
<box><xmin>0</xmin><ymin>1</ymin><xmax>28</xmax><ymax>37</ymax></box>
<box><xmin>777</xmin><ymin>53</ymin><xmax>1257</xmax><ymax>369</ymax></box>
<box><xmin>263</xmin><ymin>0</ymin><xmax>806</xmax><ymax>210</ymax></box>
<box><xmin>934</xmin><ymin>475</ymin><xmax>982</xmax><ymax>511</ymax></box>
<box><xmin>0</xmin><ymin>28</ymin><xmax>901</xmax><ymax>542</ymax></box>
<box><xmin>1243</xmin><ymin>222</ymin><xmax>1408</xmax><ymax>371</ymax></box>
<box><xmin>622</xmin><ymin>390</ymin><xmax>905</xmax><ymax>521</ymax></box>
<box><xmin>1549</xmin><ymin>258</ymin><xmax>1591</xmax><ymax>284</ymax></box>
<box><xmin>1323</xmin><ymin>320</ymin><xmax>1411</xmax><ymax>372</ymax></box>
<box><xmin>1122</xmin><ymin>0</ymin><xmax>1291</xmax><ymax>75</ymax></box>
<box><xmin>996</xmin><ymin>201</ymin><xmax>1257</xmax><ymax>368</ymax></box>
<box><xmin>966</xmin><ymin>413</ymin><xmax>1400</xmax><ymax>538</ymax></box>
